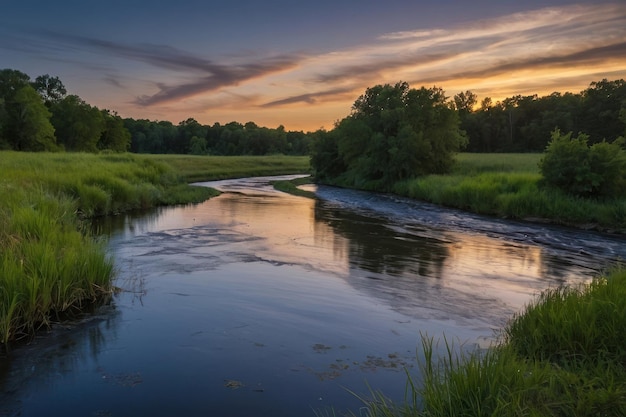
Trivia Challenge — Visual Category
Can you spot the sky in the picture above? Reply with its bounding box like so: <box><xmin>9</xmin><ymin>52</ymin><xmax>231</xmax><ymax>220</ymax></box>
<box><xmin>1</xmin><ymin>1</ymin><xmax>625</xmax><ymax>132</ymax></box>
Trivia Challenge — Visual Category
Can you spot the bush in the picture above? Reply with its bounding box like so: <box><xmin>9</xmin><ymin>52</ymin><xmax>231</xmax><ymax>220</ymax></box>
<box><xmin>539</xmin><ymin>130</ymin><xmax>626</xmax><ymax>198</ymax></box>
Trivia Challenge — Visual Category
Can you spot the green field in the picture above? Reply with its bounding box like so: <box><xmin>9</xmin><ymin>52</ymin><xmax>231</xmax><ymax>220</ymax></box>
<box><xmin>147</xmin><ymin>154</ymin><xmax>310</xmax><ymax>182</ymax></box>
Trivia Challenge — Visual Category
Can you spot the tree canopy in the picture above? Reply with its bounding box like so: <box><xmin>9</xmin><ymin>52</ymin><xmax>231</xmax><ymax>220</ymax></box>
<box><xmin>311</xmin><ymin>82</ymin><xmax>466</xmax><ymax>188</ymax></box>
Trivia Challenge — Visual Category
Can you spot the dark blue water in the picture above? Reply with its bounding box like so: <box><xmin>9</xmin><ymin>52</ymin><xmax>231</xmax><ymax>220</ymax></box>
<box><xmin>1</xmin><ymin>175</ymin><xmax>624</xmax><ymax>417</ymax></box>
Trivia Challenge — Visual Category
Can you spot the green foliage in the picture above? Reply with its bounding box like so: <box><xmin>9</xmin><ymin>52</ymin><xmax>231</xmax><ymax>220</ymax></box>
<box><xmin>0</xmin><ymin>186</ymin><xmax>113</xmax><ymax>343</ymax></box>
<box><xmin>310</xmin><ymin>129</ymin><xmax>346</xmax><ymax>182</ymax></box>
<box><xmin>312</xmin><ymin>82</ymin><xmax>466</xmax><ymax>189</ymax></box>
<box><xmin>98</xmin><ymin>110</ymin><xmax>131</xmax><ymax>152</ymax></box>
<box><xmin>4</xmin><ymin>85</ymin><xmax>57</xmax><ymax>151</ymax></box>
<box><xmin>32</xmin><ymin>74</ymin><xmax>67</xmax><ymax>106</ymax></box>
<box><xmin>0</xmin><ymin>69</ymin><xmax>131</xmax><ymax>153</ymax></box>
<box><xmin>0</xmin><ymin>68</ymin><xmax>31</xmax><ymax>98</ymax></box>
<box><xmin>504</xmin><ymin>271</ymin><xmax>626</xmax><ymax>367</ymax></box>
<box><xmin>539</xmin><ymin>129</ymin><xmax>626</xmax><ymax>198</ymax></box>
<box><xmin>460</xmin><ymin>79</ymin><xmax>626</xmax><ymax>153</ymax></box>
<box><xmin>51</xmin><ymin>95</ymin><xmax>105</xmax><ymax>152</ymax></box>
<box><xmin>148</xmin><ymin>154</ymin><xmax>310</xmax><ymax>182</ymax></box>
<box><xmin>395</xmin><ymin>153</ymin><xmax>626</xmax><ymax>231</ymax></box>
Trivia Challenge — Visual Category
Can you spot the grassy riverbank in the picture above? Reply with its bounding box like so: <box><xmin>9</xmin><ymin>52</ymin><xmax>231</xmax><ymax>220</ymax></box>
<box><xmin>354</xmin><ymin>267</ymin><xmax>626</xmax><ymax>416</ymax></box>
<box><xmin>0</xmin><ymin>152</ymin><xmax>309</xmax><ymax>346</ymax></box>
<box><xmin>300</xmin><ymin>153</ymin><xmax>624</xmax><ymax>231</ymax></box>
<box><xmin>392</xmin><ymin>153</ymin><xmax>626</xmax><ymax>232</ymax></box>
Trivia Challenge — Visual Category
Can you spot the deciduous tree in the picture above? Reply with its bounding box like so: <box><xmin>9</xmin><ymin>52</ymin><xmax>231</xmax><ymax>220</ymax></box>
<box><xmin>312</xmin><ymin>82</ymin><xmax>466</xmax><ymax>188</ymax></box>
<box><xmin>4</xmin><ymin>85</ymin><xmax>57</xmax><ymax>151</ymax></box>
<box><xmin>51</xmin><ymin>95</ymin><xmax>104</xmax><ymax>152</ymax></box>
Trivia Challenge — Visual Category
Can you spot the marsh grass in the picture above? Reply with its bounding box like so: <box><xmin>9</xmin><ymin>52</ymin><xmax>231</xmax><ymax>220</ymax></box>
<box><xmin>0</xmin><ymin>186</ymin><xmax>114</xmax><ymax>344</ymax></box>
<box><xmin>354</xmin><ymin>268</ymin><xmax>626</xmax><ymax>416</ymax></box>
<box><xmin>1</xmin><ymin>152</ymin><xmax>307</xmax><ymax>346</ymax></box>
<box><xmin>393</xmin><ymin>153</ymin><xmax>626</xmax><ymax>232</ymax></box>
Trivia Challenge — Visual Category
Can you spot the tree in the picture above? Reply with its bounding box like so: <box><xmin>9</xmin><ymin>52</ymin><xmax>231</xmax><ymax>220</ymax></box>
<box><xmin>189</xmin><ymin>136</ymin><xmax>208</xmax><ymax>155</ymax></box>
<box><xmin>175</xmin><ymin>118</ymin><xmax>207</xmax><ymax>154</ymax></box>
<box><xmin>310</xmin><ymin>128</ymin><xmax>345</xmax><ymax>181</ymax></box>
<box><xmin>539</xmin><ymin>129</ymin><xmax>626</xmax><ymax>198</ymax></box>
<box><xmin>579</xmin><ymin>79</ymin><xmax>626</xmax><ymax>143</ymax></box>
<box><xmin>312</xmin><ymin>82</ymin><xmax>466</xmax><ymax>188</ymax></box>
<box><xmin>51</xmin><ymin>95</ymin><xmax>104</xmax><ymax>152</ymax></box>
<box><xmin>3</xmin><ymin>85</ymin><xmax>57</xmax><ymax>151</ymax></box>
<box><xmin>99</xmin><ymin>110</ymin><xmax>130</xmax><ymax>152</ymax></box>
<box><xmin>32</xmin><ymin>74</ymin><xmax>67</xmax><ymax>106</ymax></box>
<box><xmin>0</xmin><ymin>69</ymin><xmax>30</xmax><ymax>99</ymax></box>
<box><xmin>453</xmin><ymin>90</ymin><xmax>477</xmax><ymax>115</ymax></box>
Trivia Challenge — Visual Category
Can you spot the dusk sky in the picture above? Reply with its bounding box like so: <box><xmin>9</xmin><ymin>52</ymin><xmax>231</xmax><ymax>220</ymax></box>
<box><xmin>2</xmin><ymin>1</ymin><xmax>625</xmax><ymax>131</ymax></box>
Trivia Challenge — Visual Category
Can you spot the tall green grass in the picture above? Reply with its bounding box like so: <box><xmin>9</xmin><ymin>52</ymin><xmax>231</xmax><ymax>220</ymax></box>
<box><xmin>353</xmin><ymin>268</ymin><xmax>626</xmax><ymax>416</ymax></box>
<box><xmin>393</xmin><ymin>153</ymin><xmax>626</xmax><ymax>232</ymax></box>
<box><xmin>0</xmin><ymin>152</ymin><xmax>308</xmax><ymax>347</ymax></box>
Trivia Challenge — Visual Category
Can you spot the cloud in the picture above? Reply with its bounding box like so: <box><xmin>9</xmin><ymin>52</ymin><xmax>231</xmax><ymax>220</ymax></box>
<box><xmin>261</xmin><ymin>86</ymin><xmax>355</xmax><ymax>107</ymax></box>
<box><xmin>412</xmin><ymin>41</ymin><xmax>626</xmax><ymax>86</ymax></box>
<box><xmin>133</xmin><ymin>54</ymin><xmax>301</xmax><ymax>106</ymax></box>
<box><xmin>103</xmin><ymin>74</ymin><xmax>125</xmax><ymax>89</ymax></box>
<box><xmin>301</xmin><ymin>2</ymin><xmax>626</xmax><ymax>98</ymax></box>
<box><xmin>33</xmin><ymin>31</ymin><xmax>303</xmax><ymax>106</ymax></box>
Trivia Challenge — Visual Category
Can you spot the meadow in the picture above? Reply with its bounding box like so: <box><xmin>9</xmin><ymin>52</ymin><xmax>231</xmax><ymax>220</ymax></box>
<box><xmin>145</xmin><ymin>154</ymin><xmax>310</xmax><ymax>183</ymax></box>
<box><xmin>0</xmin><ymin>152</ymin><xmax>309</xmax><ymax>346</ymax></box>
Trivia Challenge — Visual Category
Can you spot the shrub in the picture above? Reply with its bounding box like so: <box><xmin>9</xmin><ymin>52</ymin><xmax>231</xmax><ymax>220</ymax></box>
<box><xmin>539</xmin><ymin>130</ymin><xmax>626</xmax><ymax>198</ymax></box>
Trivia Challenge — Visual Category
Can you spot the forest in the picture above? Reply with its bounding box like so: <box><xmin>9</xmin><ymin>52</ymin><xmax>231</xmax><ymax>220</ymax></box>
<box><xmin>0</xmin><ymin>68</ymin><xmax>625</xmax><ymax>156</ymax></box>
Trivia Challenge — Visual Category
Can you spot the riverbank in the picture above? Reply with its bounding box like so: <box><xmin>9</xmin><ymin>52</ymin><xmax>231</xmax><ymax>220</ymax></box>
<box><xmin>311</xmin><ymin>153</ymin><xmax>625</xmax><ymax>233</ymax></box>
<box><xmin>0</xmin><ymin>152</ymin><xmax>310</xmax><ymax>347</ymax></box>
<box><xmin>355</xmin><ymin>267</ymin><xmax>626</xmax><ymax>416</ymax></box>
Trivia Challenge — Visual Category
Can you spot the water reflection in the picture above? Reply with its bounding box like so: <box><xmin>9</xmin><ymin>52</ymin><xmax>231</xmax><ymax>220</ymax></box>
<box><xmin>0</xmin><ymin>305</ymin><xmax>121</xmax><ymax>416</ymax></box>
<box><xmin>315</xmin><ymin>201</ymin><xmax>450</xmax><ymax>279</ymax></box>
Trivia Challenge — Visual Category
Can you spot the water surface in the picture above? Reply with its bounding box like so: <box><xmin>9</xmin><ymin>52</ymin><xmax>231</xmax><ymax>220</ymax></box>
<box><xmin>1</xmin><ymin>175</ymin><xmax>624</xmax><ymax>416</ymax></box>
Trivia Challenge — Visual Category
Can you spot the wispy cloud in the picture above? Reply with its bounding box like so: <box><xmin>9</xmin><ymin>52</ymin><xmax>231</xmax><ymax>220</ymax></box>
<box><xmin>133</xmin><ymin>54</ymin><xmax>301</xmax><ymax>106</ymax></box>
<box><xmin>32</xmin><ymin>31</ymin><xmax>303</xmax><ymax>106</ymax></box>
<box><xmin>261</xmin><ymin>3</ymin><xmax>626</xmax><ymax>110</ymax></box>
<box><xmin>261</xmin><ymin>86</ymin><xmax>355</xmax><ymax>107</ymax></box>
<box><xmin>320</xmin><ymin>4</ymin><xmax>625</xmax><ymax>85</ymax></box>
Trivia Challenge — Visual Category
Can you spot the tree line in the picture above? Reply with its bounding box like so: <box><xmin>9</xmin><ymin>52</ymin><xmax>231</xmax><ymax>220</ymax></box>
<box><xmin>1</xmin><ymin>68</ymin><xmax>625</xmax><ymax>156</ymax></box>
<box><xmin>455</xmin><ymin>79</ymin><xmax>626</xmax><ymax>152</ymax></box>
<box><xmin>125</xmin><ymin>118</ymin><xmax>310</xmax><ymax>155</ymax></box>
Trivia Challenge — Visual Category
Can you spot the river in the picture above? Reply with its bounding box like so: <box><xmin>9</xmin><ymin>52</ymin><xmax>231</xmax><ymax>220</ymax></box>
<box><xmin>1</xmin><ymin>175</ymin><xmax>624</xmax><ymax>416</ymax></box>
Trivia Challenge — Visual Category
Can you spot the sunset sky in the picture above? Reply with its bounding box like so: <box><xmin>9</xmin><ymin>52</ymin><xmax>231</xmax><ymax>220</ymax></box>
<box><xmin>2</xmin><ymin>1</ymin><xmax>625</xmax><ymax>131</ymax></box>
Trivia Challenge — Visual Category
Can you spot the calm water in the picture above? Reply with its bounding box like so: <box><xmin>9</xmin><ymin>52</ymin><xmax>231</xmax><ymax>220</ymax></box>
<box><xmin>2</xmin><ymin>175</ymin><xmax>624</xmax><ymax>417</ymax></box>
